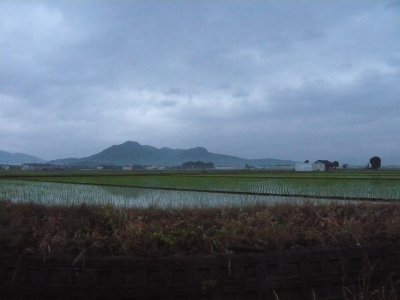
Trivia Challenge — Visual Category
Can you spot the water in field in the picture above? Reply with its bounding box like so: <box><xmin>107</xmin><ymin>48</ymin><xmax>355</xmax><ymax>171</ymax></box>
<box><xmin>0</xmin><ymin>180</ymin><xmax>335</xmax><ymax>208</ymax></box>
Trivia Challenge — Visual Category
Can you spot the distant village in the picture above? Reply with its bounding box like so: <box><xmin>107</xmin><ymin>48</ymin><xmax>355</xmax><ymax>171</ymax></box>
<box><xmin>0</xmin><ymin>159</ymin><xmax>384</xmax><ymax>172</ymax></box>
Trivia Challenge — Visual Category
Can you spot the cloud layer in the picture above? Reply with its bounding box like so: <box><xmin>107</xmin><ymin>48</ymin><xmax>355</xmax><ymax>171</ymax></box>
<box><xmin>1</xmin><ymin>1</ymin><xmax>399</xmax><ymax>165</ymax></box>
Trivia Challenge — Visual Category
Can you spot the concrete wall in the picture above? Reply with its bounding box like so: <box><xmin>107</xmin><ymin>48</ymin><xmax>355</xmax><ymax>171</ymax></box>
<box><xmin>295</xmin><ymin>163</ymin><xmax>313</xmax><ymax>171</ymax></box>
<box><xmin>263</xmin><ymin>166</ymin><xmax>294</xmax><ymax>171</ymax></box>
<box><xmin>295</xmin><ymin>162</ymin><xmax>326</xmax><ymax>172</ymax></box>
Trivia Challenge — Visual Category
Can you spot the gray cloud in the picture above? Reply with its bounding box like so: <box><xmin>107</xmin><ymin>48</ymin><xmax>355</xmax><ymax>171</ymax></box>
<box><xmin>233</xmin><ymin>90</ymin><xmax>250</xmax><ymax>98</ymax></box>
<box><xmin>1</xmin><ymin>1</ymin><xmax>399</xmax><ymax>165</ymax></box>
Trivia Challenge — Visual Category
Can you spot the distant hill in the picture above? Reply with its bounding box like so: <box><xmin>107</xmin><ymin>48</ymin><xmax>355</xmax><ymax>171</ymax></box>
<box><xmin>47</xmin><ymin>157</ymin><xmax>80</xmax><ymax>165</ymax></box>
<box><xmin>50</xmin><ymin>141</ymin><xmax>297</xmax><ymax>168</ymax></box>
<box><xmin>0</xmin><ymin>150</ymin><xmax>46</xmax><ymax>165</ymax></box>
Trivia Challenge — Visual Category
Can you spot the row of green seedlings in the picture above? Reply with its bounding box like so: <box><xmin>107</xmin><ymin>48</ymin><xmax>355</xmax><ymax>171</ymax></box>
<box><xmin>19</xmin><ymin>174</ymin><xmax>400</xmax><ymax>200</ymax></box>
<box><xmin>127</xmin><ymin>176</ymin><xmax>400</xmax><ymax>200</ymax></box>
<box><xmin>2</xmin><ymin>177</ymin><xmax>398</xmax><ymax>208</ymax></box>
<box><xmin>245</xmin><ymin>179</ymin><xmax>400</xmax><ymax>200</ymax></box>
<box><xmin>0</xmin><ymin>180</ymin><xmax>311</xmax><ymax>208</ymax></box>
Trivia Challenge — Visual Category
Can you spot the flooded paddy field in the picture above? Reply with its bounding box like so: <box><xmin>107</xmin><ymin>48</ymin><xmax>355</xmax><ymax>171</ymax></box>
<box><xmin>0</xmin><ymin>179</ymin><xmax>337</xmax><ymax>208</ymax></box>
<box><xmin>1</xmin><ymin>170</ymin><xmax>399</xmax><ymax>207</ymax></box>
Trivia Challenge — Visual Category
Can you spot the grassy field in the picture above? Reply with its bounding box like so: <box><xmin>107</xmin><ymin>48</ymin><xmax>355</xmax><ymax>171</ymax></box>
<box><xmin>0</xmin><ymin>169</ymin><xmax>399</xmax><ymax>258</ymax></box>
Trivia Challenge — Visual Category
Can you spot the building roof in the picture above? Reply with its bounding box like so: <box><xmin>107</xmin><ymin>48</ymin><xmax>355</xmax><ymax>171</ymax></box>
<box><xmin>315</xmin><ymin>160</ymin><xmax>332</xmax><ymax>164</ymax></box>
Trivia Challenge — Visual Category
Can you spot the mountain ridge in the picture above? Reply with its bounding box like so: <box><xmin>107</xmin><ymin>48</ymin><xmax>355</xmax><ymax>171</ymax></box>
<box><xmin>49</xmin><ymin>141</ymin><xmax>297</xmax><ymax>167</ymax></box>
<box><xmin>0</xmin><ymin>150</ymin><xmax>46</xmax><ymax>165</ymax></box>
<box><xmin>2</xmin><ymin>141</ymin><xmax>297</xmax><ymax>167</ymax></box>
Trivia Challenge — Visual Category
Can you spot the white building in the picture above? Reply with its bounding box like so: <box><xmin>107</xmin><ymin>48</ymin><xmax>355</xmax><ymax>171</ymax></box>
<box><xmin>146</xmin><ymin>166</ymin><xmax>166</xmax><ymax>170</ymax></box>
<box><xmin>295</xmin><ymin>163</ymin><xmax>313</xmax><ymax>172</ymax></box>
<box><xmin>295</xmin><ymin>162</ymin><xmax>326</xmax><ymax>172</ymax></box>
<box><xmin>313</xmin><ymin>162</ymin><xmax>326</xmax><ymax>171</ymax></box>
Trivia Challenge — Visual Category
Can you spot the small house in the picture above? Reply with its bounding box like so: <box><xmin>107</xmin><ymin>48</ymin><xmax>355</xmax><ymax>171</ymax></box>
<box><xmin>313</xmin><ymin>161</ymin><xmax>326</xmax><ymax>171</ymax></box>
<box><xmin>315</xmin><ymin>160</ymin><xmax>334</xmax><ymax>171</ymax></box>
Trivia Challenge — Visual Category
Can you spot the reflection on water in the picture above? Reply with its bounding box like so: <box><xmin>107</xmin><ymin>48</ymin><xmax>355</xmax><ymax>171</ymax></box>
<box><xmin>0</xmin><ymin>180</ymin><xmax>342</xmax><ymax>208</ymax></box>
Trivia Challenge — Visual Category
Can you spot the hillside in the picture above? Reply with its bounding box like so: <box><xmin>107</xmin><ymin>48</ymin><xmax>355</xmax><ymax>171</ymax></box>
<box><xmin>0</xmin><ymin>150</ymin><xmax>46</xmax><ymax>165</ymax></box>
<box><xmin>53</xmin><ymin>141</ymin><xmax>296</xmax><ymax>167</ymax></box>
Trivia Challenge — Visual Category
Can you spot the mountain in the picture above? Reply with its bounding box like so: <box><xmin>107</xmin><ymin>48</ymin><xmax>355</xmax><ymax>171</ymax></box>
<box><xmin>47</xmin><ymin>157</ymin><xmax>80</xmax><ymax>165</ymax></box>
<box><xmin>0</xmin><ymin>150</ymin><xmax>46</xmax><ymax>165</ymax></box>
<box><xmin>51</xmin><ymin>141</ymin><xmax>296</xmax><ymax>168</ymax></box>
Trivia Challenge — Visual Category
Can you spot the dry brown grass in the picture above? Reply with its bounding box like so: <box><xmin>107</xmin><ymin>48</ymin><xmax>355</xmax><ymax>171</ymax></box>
<box><xmin>1</xmin><ymin>200</ymin><xmax>400</xmax><ymax>257</ymax></box>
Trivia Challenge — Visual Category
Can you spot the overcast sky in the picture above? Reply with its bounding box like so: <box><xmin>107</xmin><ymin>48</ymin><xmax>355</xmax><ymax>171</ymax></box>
<box><xmin>1</xmin><ymin>1</ymin><xmax>399</xmax><ymax>165</ymax></box>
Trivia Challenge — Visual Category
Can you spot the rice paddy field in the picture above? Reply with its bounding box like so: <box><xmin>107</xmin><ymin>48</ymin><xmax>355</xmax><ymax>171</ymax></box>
<box><xmin>1</xmin><ymin>169</ymin><xmax>400</xmax><ymax>258</ymax></box>
<box><xmin>1</xmin><ymin>169</ymin><xmax>399</xmax><ymax>207</ymax></box>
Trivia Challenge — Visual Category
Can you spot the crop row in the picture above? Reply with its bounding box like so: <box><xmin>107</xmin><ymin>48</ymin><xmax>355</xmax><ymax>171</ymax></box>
<box><xmin>0</xmin><ymin>180</ymin><xmax>317</xmax><ymax>208</ymax></box>
<box><xmin>12</xmin><ymin>173</ymin><xmax>400</xmax><ymax>200</ymax></box>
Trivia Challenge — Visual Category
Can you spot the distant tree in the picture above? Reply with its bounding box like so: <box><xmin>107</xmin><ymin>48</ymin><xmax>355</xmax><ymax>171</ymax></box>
<box><xmin>333</xmin><ymin>161</ymin><xmax>339</xmax><ymax>169</ymax></box>
<box><xmin>304</xmin><ymin>160</ymin><xmax>309</xmax><ymax>163</ymax></box>
<box><xmin>342</xmin><ymin>163</ymin><xmax>349</xmax><ymax>169</ymax></box>
<box><xmin>369</xmin><ymin>156</ymin><xmax>381</xmax><ymax>169</ymax></box>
